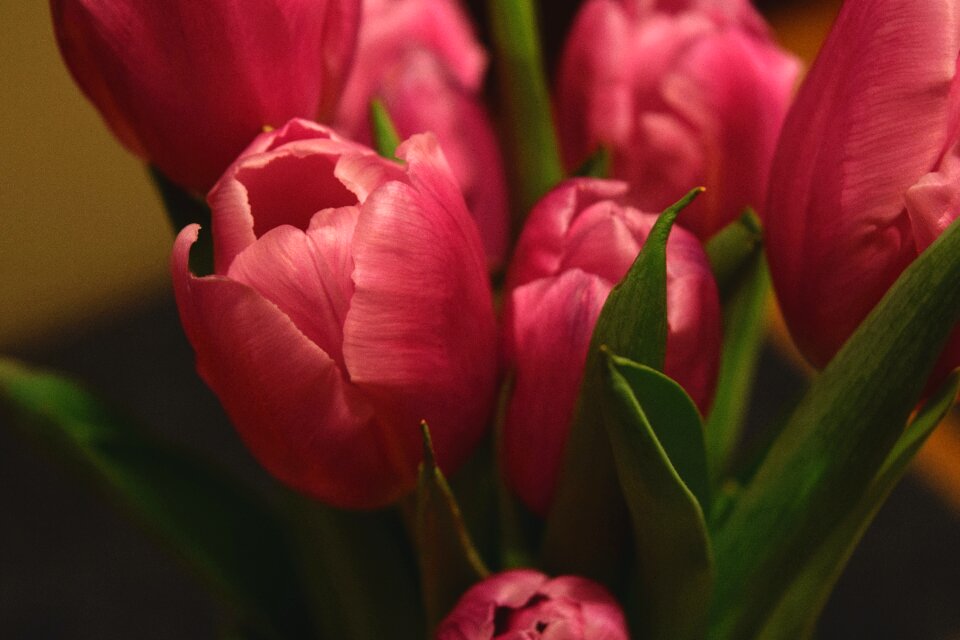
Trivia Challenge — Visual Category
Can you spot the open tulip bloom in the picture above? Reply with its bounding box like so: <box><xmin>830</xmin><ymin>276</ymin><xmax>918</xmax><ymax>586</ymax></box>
<box><xmin>5</xmin><ymin>0</ymin><xmax>960</xmax><ymax>637</ymax></box>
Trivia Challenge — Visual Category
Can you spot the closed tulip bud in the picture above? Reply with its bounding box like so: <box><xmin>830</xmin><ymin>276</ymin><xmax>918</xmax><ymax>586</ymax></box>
<box><xmin>334</xmin><ymin>0</ymin><xmax>508</xmax><ymax>266</ymax></box>
<box><xmin>51</xmin><ymin>0</ymin><xmax>360</xmax><ymax>193</ymax></box>
<box><xmin>437</xmin><ymin>569</ymin><xmax>630</xmax><ymax>639</ymax></box>
<box><xmin>503</xmin><ymin>179</ymin><xmax>721</xmax><ymax>515</ymax></box>
<box><xmin>765</xmin><ymin>0</ymin><xmax>960</xmax><ymax>376</ymax></box>
<box><xmin>556</xmin><ymin>0</ymin><xmax>799</xmax><ymax>240</ymax></box>
<box><xmin>172</xmin><ymin>119</ymin><xmax>497</xmax><ymax>509</ymax></box>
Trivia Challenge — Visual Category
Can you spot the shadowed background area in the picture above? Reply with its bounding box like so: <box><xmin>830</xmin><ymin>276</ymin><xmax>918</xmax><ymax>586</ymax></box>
<box><xmin>2</xmin><ymin>0</ymin><xmax>960</xmax><ymax>638</ymax></box>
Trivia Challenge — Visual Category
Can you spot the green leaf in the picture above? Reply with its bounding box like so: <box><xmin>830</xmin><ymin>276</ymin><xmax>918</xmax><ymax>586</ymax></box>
<box><xmin>149</xmin><ymin>166</ymin><xmax>214</xmax><ymax>275</ymax></box>
<box><xmin>416</xmin><ymin>422</ymin><xmax>489</xmax><ymax>634</ymax></box>
<box><xmin>708</xmin><ymin>216</ymin><xmax>960</xmax><ymax>640</ymax></box>
<box><xmin>704</xmin><ymin>225</ymin><xmax>770</xmax><ymax>486</ymax></box>
<box><xmin>0</xmin><ymin>360</ymin><xmax>314</xmax><ymax>639</ymax></box>
<box><xmin>574</xmin><ymin>146</ymin><xmax>611</xmax><ymax>179</ymax></box>
<box><xmin>757</xmin><ymin>371</ymin><xmax>960</xmax><ymax>639</ymax></box>
<box><xmin>370</xmin><ymin>98</ymin><xmax>402</xmax><ymax>160</ymax></box>
<box><xmin>600</xmin><ymin>349</ymin><xmax>713</xmax><ymax>640</ymax></box>
<box><xmin>541</xmin><ymin>188</ymin><xmax>703</xmax><ymax>585</ymax></box>
<box><xmin>487</xmin><ymin>0</ymin><xmax>564</xmax><ymax>223</ymax></box>
<box><xmin>705</xmin><ymin>210</ymin><xmax>763</xmax><ymax>299</ymax></box>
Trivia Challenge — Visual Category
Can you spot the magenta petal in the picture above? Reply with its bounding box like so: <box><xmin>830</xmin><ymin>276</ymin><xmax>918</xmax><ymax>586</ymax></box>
<box><xmin>52</xmin><ymin>0</ymin><xmax>361</xmax><ymax>193</ymax></box>
<box><xmin>504</xmin><ymin>271</ymin><xmax>610</xmax><ymax>516</ymax></box>
<box><xmin>508</xmin><ymin>178</ymin><xmax>630</xmax><ymax>289</ymax></box>
<box><xmin>226</xmin><ymin>207</ymin><xmax>359</xmax><ymax>367</ymax></box>
<box><xmin>343</xmin><ymin>134</ymin><xmax>497</xmax><ymax>475</ymax></box>
<box><xmin>905</xmin><ymin>144</ymin><xmax>960</xmax><ymax>252</ymax></box>
<box><xmin>765</xmin><ymin>0</ymin><xmax>960</xmax><ymax>366</ymax></box>
<box><xmin>662</xmin><ymin>29</ymin><xmax>799</xmax><ymax>237</ymax></box>
<box><xmin>208</xmin><ymin>122</ymin><xmax>370</xmax><ymax>272</ymax></box>
<box><xmin>172</xmin><ymin>225</ymin><xmax>411</xmax><ymax>508</ymax></box>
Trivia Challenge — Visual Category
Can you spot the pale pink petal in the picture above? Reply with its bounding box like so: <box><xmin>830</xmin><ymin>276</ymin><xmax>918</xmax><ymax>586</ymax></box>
<box><xmin>171</xmin><ymin>225</ymin><xmax>411</xmax><ymax>508</ymax></box>
<box><xmin>560</xmin><ymin>202</ymin><xmax>643</xmax><ymax>284</ymax></box>
<box><xmin>504</xmin><ymin>271</ymin><xmax>611</xmax><ymax>516</ymax></box>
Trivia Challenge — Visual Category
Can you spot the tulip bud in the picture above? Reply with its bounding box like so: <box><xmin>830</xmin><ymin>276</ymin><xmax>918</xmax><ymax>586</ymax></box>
<box><xmin>765</xmin><ymin>0</ymin><xmax>960</xmax><ymax>376</ymax></box>
<box><xmin>503</xmin><ymin>178</ymin><xmax>721</xmax><ymax>515</ymax></box>
<box><xmin>556</xmin><ymin>0</ymin><xmax>799</xmax><ymax>239</ymax></box>
<box><xmin>171</xmin><ymin>119</ymin><xmax>498</xmax><ymax>509</ymax></box>
<box><xmin>436</xmin><ymin>569</ymin><xmax>630</xmax><ymax>639</ymax></box>
<box><xmin>333</xmin><ymin>0</ymin><xmax>508</xmax><ymax>266</ymax></box>
<box><xmin>51</xmin><ymin>0</ymin><xmax>360</xmax><ymax>193</ymax></box>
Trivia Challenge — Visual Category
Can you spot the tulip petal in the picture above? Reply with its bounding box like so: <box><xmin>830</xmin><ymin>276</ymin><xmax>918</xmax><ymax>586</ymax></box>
<box><xmin>662</xmin><ymin>30</ymin><xmax>799</xmax><ymax>237</ymax></box>
<box><xmin>226</xmin><ymin>207</ymin><xmax>358</xmax><ymax>368</ymax></box>
<box><xmin>209</xmin><ymin>134</ymin><xmax>368</xmax><ymax>272</ymax></box>
<box><xmin>172</xmin><ymin>225</ymin><xmax>411</xmax><ymax>508</ymax></box>
<box><xmin>508</xmin><ymin>178</ymin><xmax>629</xmax><ymax>289</ymax></box>
<box><xmin>766</xmin><ymin>0</ymin><xmax>960</xmax><ymax>366</ymax></box>
<box><xmin>52</xmin><ymin>0</ymin><xmax>361</xmax><ymax>192</ymax></box>
<box><xmin>504</xmin><ymin>270</ymin><xmax>611</xmax><ymax>516</ymax></box>
<box><xmin>343</xmin><ymin>134</ymin><xmax>497</xmax><ymax>475</ymax></box>
<box><xmin>906</xmin><ymin>143</ymin><xmax>960</xmax><ymax>252</ymax></box>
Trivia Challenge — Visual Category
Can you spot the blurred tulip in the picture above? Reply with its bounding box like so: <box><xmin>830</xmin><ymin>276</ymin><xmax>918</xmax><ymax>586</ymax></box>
<box><xmin>436</xmin><ymin>569</ymin><xmax>629</xmax><ymax>639</ymax></box>
<box><xmin>334</xmin><ymin>0</ymin><xmax>508</xmax><ymax>266</ymax></box>
<box><xmin>51</xmin><ymin>0</ymin><xmax>360</xmax><ymax>193</ymax></box>
<box><xmin>765</xmin><ymin>0</ymin><xmax>960</xmax><ymax>375</ymax></box>
<box><xmin>172</xmin><ymin>119</ymin><xmax>497</xmax><ymax>509</ymax></box>
<box><xmin>503</xmin><ymin>178</ymin><xmax>721</xmax><ymax>515</ymax></box>
<box><xmin>556</xmin><ymin>0</ymin><xmax>799</xmax><ymax>239</ymax></box>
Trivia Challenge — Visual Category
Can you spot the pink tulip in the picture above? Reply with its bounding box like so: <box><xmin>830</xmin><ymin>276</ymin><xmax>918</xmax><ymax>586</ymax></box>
<box><xmin>333</xmin><ymin>0</ymin><xmax>508</xmax><ymax>266</ymax></box>
<box><xmin>503</xmin><ymin>178</ymin><xmax>721</xmax><ymax>516</ymax></box>
<box><xmin>171</xmin><ymin>119</ymin><xmax>497</xmax><ymax>509</ymax></box>
<box><xmin>765</xmin><ymin>0</ymin><xmax>960</xmax><ymax>375</ymax></box>
<box><xmin>436</xmin><ymin>569</ymin><xmax>629</xmax><ymax>639</ymax></box>
<box><xmin>51</xmin><ymin>0</ymin><xmax>360</xmax><ymax>193</ymax></box>
<box><xmin>556</xmin><ymin>0</ymin><xmax>799</xmax><ymax>240</ymax></box>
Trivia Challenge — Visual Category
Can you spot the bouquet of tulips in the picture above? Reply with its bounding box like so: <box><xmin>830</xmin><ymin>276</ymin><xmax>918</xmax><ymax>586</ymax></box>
<box><xmin>4</xmin><ymin>0</ymin><xmax>959</xmax><ymax>637</ymax></box>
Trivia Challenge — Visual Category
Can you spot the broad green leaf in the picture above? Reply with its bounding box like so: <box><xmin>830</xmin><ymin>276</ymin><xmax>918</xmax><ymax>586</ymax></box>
<box><xmin>705</xmin><ymin>210</ymin><xmax>763</xmax><ymax>298</ymax></box>
<box><xmin>541</xmin><ymin>189</ymin><xmax>703</xmax><ymax>585</ymax></box>
<box><xmin>149</xmin><ymin>166</ymin><xmax>213</xmax><ymax>275</ymax></box>
<box><xmin>708</xmin><ymin>217</ymin><xmax>960</xmax><ymax>640</ymax></box>
<box><xmin>600</xmin><ymin>349</ymin><xmax>713</xmax><ymax>640</ymax></box>
<box><xmin>705</xmin><ymin>243</ymin><xmax>770</xmax><ymax>486</ymax></box>
<box><xmin>416</xmin><ymin>422</ymin><xmax>489</xmax><ymax>633</ymax></box>
<box><xmin>487</xmin><ymin>0</ymin><xmax>564</xmax><ymax>222</ymax></box>
<box><xmin>370</xmin><ymin>98</ymin><xmax>402</xmax><ymax>160</ymax></box>
<box><xmin>758</xmin><ymin>371</ymin><xmax>960</xmax><ymax>639</ymax></box>
<box><xmin>574</xmin><ymin>146</ymin><xmax>611</xmax><ymax>179</ymax></box>
<box><xmin>0</xmin><ymin>360</ymin><xmax>313</xmax><ymax>639</ymax></box>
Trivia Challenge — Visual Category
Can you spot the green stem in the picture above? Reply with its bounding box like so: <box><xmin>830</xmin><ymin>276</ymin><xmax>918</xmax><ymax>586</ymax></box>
<box><xmin>487</xmin><ymin>0</ymin><xmax>564</xmax><ymax>231</ymax></box>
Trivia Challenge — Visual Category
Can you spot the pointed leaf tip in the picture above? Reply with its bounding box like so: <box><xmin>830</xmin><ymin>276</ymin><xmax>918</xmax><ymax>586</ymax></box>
<box><xmin>370</xmin><ymin>98</ymin><xmax>402</xmax><ymax>160</ymax></box>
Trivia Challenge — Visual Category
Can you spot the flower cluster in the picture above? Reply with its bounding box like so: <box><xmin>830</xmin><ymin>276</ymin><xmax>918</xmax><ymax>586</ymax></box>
<box><xmin>50</xmin><ymin>0</ymin><xmax>960</xmax><ymax>635</ymax></box>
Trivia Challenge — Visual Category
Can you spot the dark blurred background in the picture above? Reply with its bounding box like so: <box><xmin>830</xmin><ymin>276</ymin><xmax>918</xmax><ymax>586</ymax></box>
<box><xmin>2</xmin><ymin>0</ymin><xmax>959</xmax><ymax>637</ymax></box>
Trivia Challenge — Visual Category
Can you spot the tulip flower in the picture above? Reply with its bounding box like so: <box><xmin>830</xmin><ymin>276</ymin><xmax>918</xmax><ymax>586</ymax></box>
<box><xmin>51</xmin><ymin>0</ymin><xmax>360</xmax><ymax>193</ymax></box>
<box><xmin>436</xmin><ymin>569</ymin><xmax>629</xmax><ymax>639</ymax></box>
<box><xmin>765</xmin><ymin>0</ymin><xmax>960</xmax><ymax>374</ymax></box>
<box><xmin>171</xmin><ymin>119</ymin><xmax>498</xmax><ymax>509</ymax></box>
<box><xmin>333</xmin><ymin>0</ymin><xmax>508</xmax><ymax>266</ymax></box>
<box><xmin>503</xmin><ymin>178</ymin><xmax>721</xmax><ymax>515</ymax></box>
<box><xmin>556</xmin><ymin>0</ymin><xmax>799</xmax><ymax>239</ymax></box>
